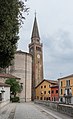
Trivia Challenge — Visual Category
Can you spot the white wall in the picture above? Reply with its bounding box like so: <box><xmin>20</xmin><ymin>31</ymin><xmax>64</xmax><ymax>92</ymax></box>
<box><xmin>0</xmin><ymin>86</ymin><xmax>10</xmax><ymax>108</ymax></box>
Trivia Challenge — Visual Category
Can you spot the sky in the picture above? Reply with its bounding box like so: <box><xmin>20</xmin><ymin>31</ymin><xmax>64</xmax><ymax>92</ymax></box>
<box><xmin>18</xmin><ymin>0</ymin><xmax>73</xmax><ymax>80</ymax></box>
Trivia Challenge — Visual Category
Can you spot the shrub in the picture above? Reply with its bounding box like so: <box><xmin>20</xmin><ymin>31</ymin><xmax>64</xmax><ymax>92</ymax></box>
<box><xmin>11</xmin><ymin>97</ymin><xmax>20</xmax><ymax>102</ymax></box>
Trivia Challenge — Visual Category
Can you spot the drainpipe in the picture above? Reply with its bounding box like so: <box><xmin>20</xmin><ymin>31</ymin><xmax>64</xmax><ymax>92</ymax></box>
<box><xmin>25</xmin><ymin>54</ymin><xmax>27</xmax><ymax>102</ymax></box>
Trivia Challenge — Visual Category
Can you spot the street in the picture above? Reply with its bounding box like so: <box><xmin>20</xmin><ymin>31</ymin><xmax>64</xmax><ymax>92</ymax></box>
<box><xmin>0</xmin><ymin>102</ymin><xmax>73</xmax><ymax>119</ymax></box>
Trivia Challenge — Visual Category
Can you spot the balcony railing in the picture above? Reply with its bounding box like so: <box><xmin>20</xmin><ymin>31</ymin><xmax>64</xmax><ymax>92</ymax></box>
<box><xmin>64</xmin><ymin>93</ymin><xmax>72</xmax><ymax>97</ymax></box>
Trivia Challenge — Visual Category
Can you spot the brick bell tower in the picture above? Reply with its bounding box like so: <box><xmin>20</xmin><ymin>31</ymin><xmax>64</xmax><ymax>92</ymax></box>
<box><xmin>29</xmin><ymin>15</ymin><xmax>43</xmax><ymax>100</ymax></box>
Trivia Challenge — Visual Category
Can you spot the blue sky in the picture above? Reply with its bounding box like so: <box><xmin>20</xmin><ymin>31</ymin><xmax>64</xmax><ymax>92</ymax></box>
<box><xmin>18</xmin><ymin>0</ymin><xmax>73</xmax><ymax>80</ymax></box>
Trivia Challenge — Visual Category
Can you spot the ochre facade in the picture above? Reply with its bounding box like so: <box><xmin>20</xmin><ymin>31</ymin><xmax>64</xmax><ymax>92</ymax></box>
<box><xmin>58</xmin><ymin>74</ymin><xmax>73</xmax><ymax>104</ymax></box>
<box><xmin>35</xmin><ymin>80</ymin><xmax>57</xmax><ymax>100</ymax></box>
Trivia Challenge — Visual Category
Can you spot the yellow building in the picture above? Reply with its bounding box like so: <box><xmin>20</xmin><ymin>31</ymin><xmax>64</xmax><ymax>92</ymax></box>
<box><xmin>58</xmin><ymin>74</ymin><xmax>73</xmax><ymax>104</ymax></box>
<box><xmin>35</xmin><ymin>79</ymin><xmax>57</xmax><ymax>100</ymax></box>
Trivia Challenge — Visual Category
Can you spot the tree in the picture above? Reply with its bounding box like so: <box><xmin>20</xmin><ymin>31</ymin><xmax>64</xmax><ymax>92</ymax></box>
<box><xmin>5</xmin><ymin>78</ymin><xmax>21</xmax><ymax>97</ymax></box>
<box><xmin>0</xmin><ymin>0</ymin><xmax>29</xmax><ymax>68</ymax></box>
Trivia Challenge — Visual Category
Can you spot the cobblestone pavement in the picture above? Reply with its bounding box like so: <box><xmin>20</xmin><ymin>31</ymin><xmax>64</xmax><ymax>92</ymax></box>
<box><xmin>0</xmin><ymin>103</ymin><xmax>16</xmax><ymax>119</ymax></box>
<box><xmin>14</xmin><ymin>102</ymin><xmax>73</xmax><ymax>119</ymax></box>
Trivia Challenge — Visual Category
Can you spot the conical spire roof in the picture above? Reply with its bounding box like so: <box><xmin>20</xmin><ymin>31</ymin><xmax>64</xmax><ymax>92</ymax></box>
<box><xmin>31</xmin><ymin>16</ymin><xmax>40</xmax><ymax>39</ymax></box>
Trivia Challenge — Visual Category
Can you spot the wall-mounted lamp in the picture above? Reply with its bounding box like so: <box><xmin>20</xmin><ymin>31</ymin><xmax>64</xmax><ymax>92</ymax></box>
<box><xmin>20</xmin><ymin>83</ymin><xmax>23</xmax><ymax>91</ymax></box>
<box><xmin>1</xmin><ymin>86</ymin><xmax>5</xmax><ymax>93</ymax></box>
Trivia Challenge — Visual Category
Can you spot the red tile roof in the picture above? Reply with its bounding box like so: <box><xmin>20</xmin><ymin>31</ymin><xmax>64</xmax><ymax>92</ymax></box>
<box><xmin>50</xmin><ymin>85</ymin><xmax>59</xmax><ymax>88</ymax></box>
<box><xmin>35</xmin><ymin>79</ymin><xmax>58</xmax><ymax>88</ymax></box>
<box><xmin>0</xmin><ymin>73</ymin><xmax>20</xmax><ymax>80</ymax></box>
<box><xmin>0</xmin><ymin>82</ymin><xmax>10</xmax><ymax>87</ymax></box>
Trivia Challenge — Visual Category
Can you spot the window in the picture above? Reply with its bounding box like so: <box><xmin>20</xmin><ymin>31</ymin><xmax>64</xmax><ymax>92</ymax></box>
<box><xmin>44</xmin><ymin>97</ymin><xmax>46</xmax><ymax>100</ymax></box>
<box><xmin>60</xmin><ymin>97</ymin><xmax>63</xmax><ymax>102</ymax></box>
<box><xmin>49</xmin><ymin>97</ymin><xmax>50</xmax><ymax>100</ymax></box>
<box><xmin>56</xmin><ymin>90</ymin><xmax>58</xmax><ymax>93</ymax></box>
<box><xmin>30</xmin><ymin>48</ymin><xmax>33</xmax><ymax>52</ymax></box>
<box><xmin>66</xmin><ymin>80</ymin><xmax>70</xmax><ymax>86</ymax></box>
<box><xmin>67</xmin><ymin>89</ymin><xmax>69</xmax><ymax>95</ymax></box>
<box><xmin>54</xmin><ymin>97</ymin><xmax>56</xmax><ymax>101</ymax></box>
<box><xmin>61</xmin><ymin>89</ymin><xmax>62</xmax><ymax>95</ymax></box>
<box><xmin>46</xmin><ymin>97</ymin><xmax>49</xmax><ymax>100</ymax></box>
<box><xmin>40</xmin><ymin>97</ymin><xmax>42</xmax><ymax>100</ymax></box>
<box><xmin>41</xmin><ymin>86</ymin><xmax>43</xmax><ymax>88</ymax></box>
<box><xmin>41</xmin><ymin>91</ymin><xmax>43</xmax><ymax>94</ymax></box>
<box><xmin>44</xmin><ymin>85</ymin><xmax>46</xmax><ymax>88</ymax></box>
<box><xmin>37</xmin><ymin>96</ymin><xmax>39</xmax><ymax>100</ymax></box>
<box><xmin>37</xmin><ymin>39</ymin><xmax>39</xmax><ymax>42</ymax></box>
<box><xmin>36</xmin><ymin>47</ymin><xmax>41</xmax><ymax>51</ymax></box>
<box><xmin>48</xmin><ymin>91</ymin><xmax>50</xmax><ymax>94</ymax></box>
<box><xmin>0</xmin><ymin>93</ymin><xmax>2</xmax><ymax>101</ymax></box>
<box><xmin>52</xmin><ymin>90</ymin><xmax>54</xmax><ymax>94</ymax></box>
<box><xmin>44</xmin><ymin>91</ymin><xmax>46</xmax><ymax>94</ymax></box>
<box><xmin>49</xmin><ymin>85</ymin><xmax>50</xmax><ymax>87</ymax></box>
<box><xmin>61</xmin><ymin>81</ymin><xmax>63</xmax><ymax>87</ymax></box>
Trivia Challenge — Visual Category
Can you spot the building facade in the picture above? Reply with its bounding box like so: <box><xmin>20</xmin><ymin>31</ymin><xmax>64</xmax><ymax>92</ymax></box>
<box><xmin>50</xmin><ymin>85</ymin><xmax>59</xmax><ymax>102</ymax></box>
<box><xmin>0</xmin><ymin>82</ymin><xmax>10</xmax><ymax>107</ymax></box>
<box><xmin>29</xmin><ymin>15</ymin><xmax>43</xmax><ymax>100</ymax></box>
<box><xmin>58</xmin><ymin>74</ymin><xmax>73</xmax><ymax>104</ymax></box>
<box><xmin>35</xmin><ymin>80</ymin><xmax>57</xmax><ymax>101</ymax></box>
<box><xmin>9</xmin><ymin>51</ymin><xmax>32</xmax><ymax>102</ymax></box>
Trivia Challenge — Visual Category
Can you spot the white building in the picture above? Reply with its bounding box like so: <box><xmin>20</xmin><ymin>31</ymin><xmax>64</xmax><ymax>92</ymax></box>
<box><xmin>9</xmin><ymin>51</ymin><xmax>32</xmax><ymax>102</ymax></box>
<box><xmin>0</xmin><ymin>82</ymin><xmax>10</xmax><ymax>107</ymax></box>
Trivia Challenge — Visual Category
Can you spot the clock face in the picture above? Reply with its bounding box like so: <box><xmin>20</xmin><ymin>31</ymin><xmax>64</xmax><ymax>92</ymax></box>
<box><xmin>37</xmin><ymin>54</ymin><xmax>40</xmax><ymax>58</ymax></box>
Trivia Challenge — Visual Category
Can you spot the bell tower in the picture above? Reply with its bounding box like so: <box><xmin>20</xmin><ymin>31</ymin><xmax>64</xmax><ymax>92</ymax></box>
<box><xmin>29</xmin><ymin>15</ymin><xmax>43</xmax><ymax>100</ymax></box>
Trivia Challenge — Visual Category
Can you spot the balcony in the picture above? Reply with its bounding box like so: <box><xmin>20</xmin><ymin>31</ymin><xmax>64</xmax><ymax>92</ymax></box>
<box><xmin>64</xmin><ymin>93</ymin><xmax>72</xmax><ymax>97</ymax></box>
<box><xmin>64</xmin><ymin>88</ymin><xmax>72</xmax><ymax>98</ymax></box>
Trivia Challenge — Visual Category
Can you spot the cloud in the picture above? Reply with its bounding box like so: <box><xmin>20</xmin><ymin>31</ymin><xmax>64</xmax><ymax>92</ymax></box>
<box><xmin>44</xmin><ymin>30</ymin><xmax>73</xmax><ymax>58</ymax></box>
<box><xmin>43</xmin><ymin>30</ymin><xmax>73</xmax><ymax>79</ymax></box>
